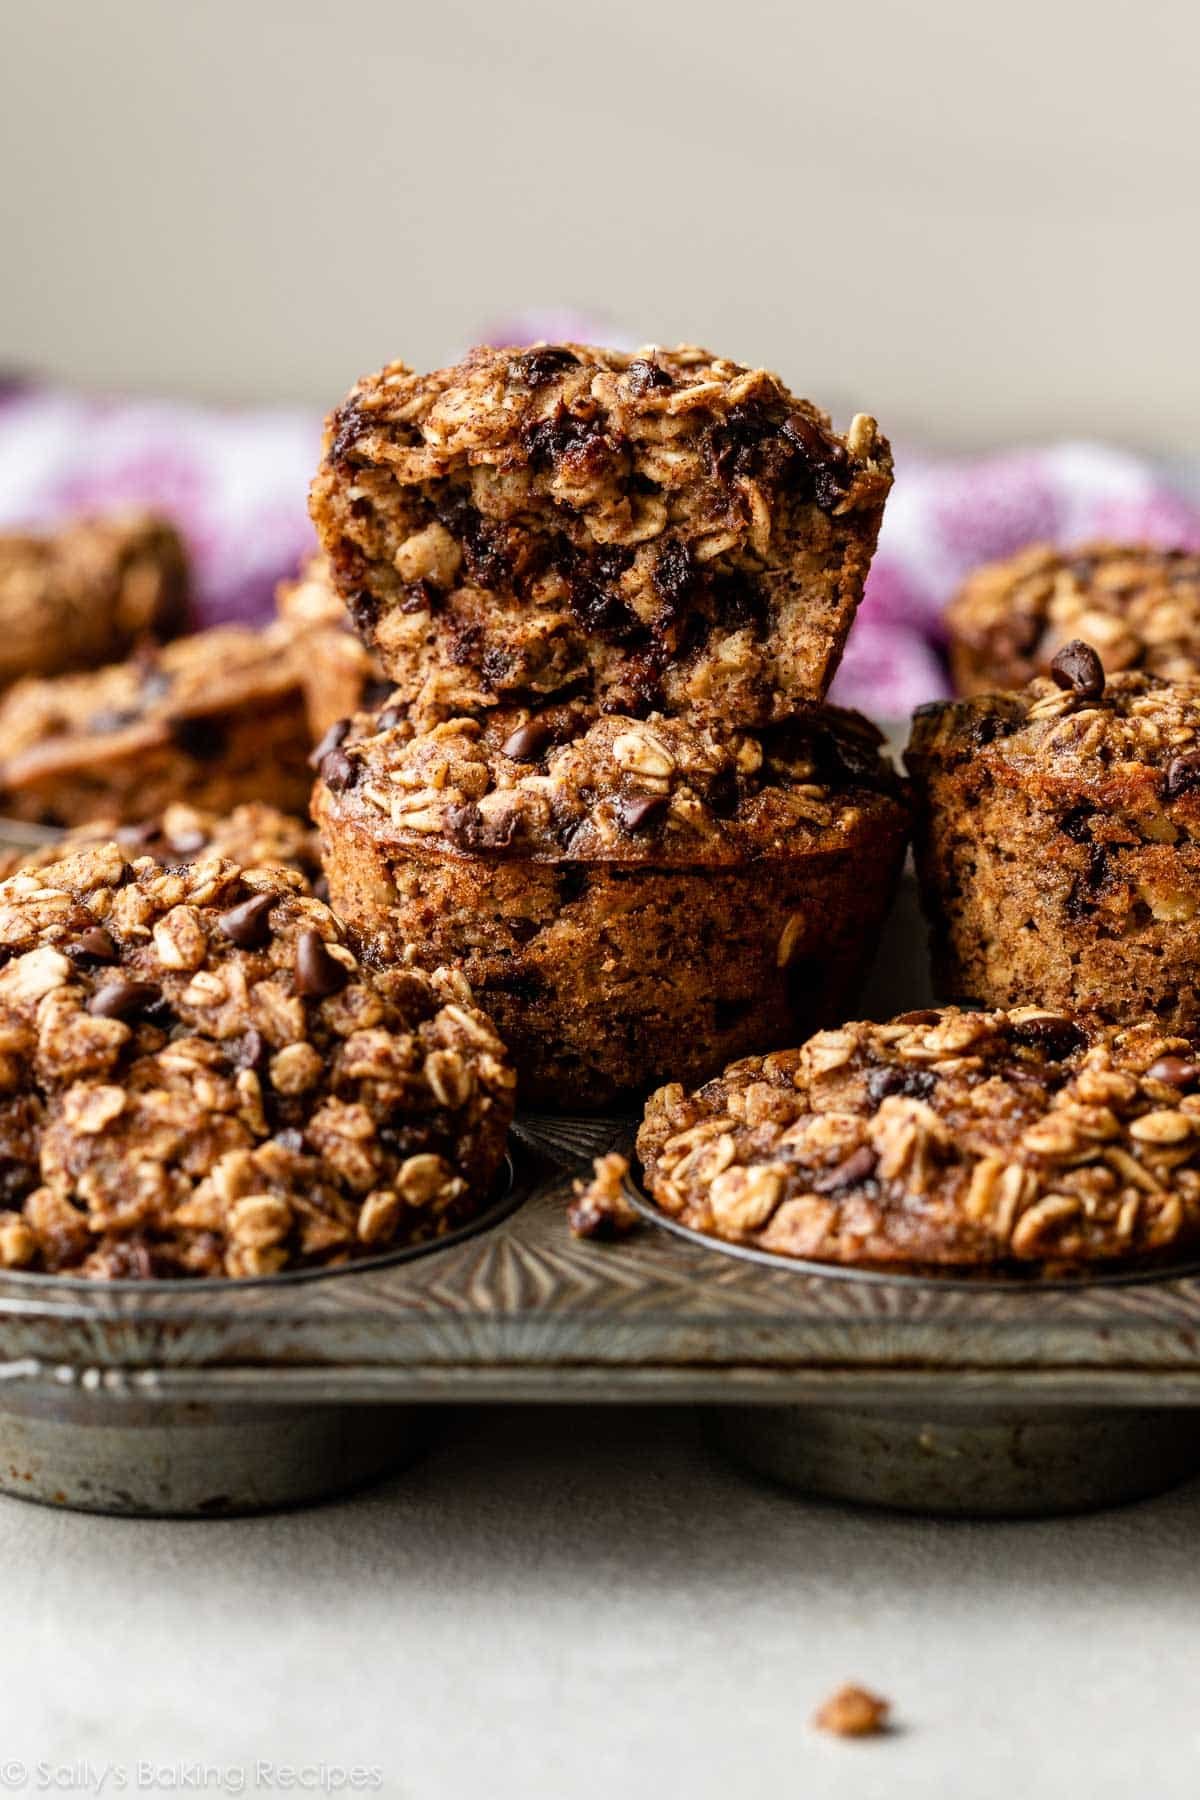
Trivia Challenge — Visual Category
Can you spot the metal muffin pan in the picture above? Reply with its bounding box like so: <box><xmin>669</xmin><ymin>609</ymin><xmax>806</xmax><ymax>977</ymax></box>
<box><xmin>7</xmin><ymin>851</ymin><xmax>1200</xmax><ymax>1518</ymax></box>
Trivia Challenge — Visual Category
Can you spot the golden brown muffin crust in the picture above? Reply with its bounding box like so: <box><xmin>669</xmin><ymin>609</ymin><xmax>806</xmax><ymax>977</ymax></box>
<box><xmin>638</xmin><ymin>1006</ymin><xmax>1200</xmax><ymax>1269</ymax></box>
<box><xmin>0</xmin><ymin>843</ymin><xmax>514</xmax><ymax>1279</ymax></box>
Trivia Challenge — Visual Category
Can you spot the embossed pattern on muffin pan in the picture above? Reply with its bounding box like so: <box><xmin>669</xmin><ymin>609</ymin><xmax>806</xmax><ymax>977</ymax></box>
<box><xmin>5</xmin><ymin>843</ymin><xmax>1200</xmax><ymax>1519</ymax></box>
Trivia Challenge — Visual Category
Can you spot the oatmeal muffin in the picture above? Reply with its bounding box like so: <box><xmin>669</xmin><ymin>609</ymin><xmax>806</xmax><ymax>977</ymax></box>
<box><xmin>908</xmin><ymin>648</ymin><xmax>1200</xmax><ymax>1031</ymax></box>
<box><xmin>638</xmin><ymin>1005</ymin><xmax>1200</xmax><ymax>1269</ymax></box>
<box><xmin>310</xmin><ymin>343</ymin><xmax>892</xmax><ymax>729</ymax></box>
<box><xmin>945</xmin><ymin>542</ymin><xmax>1200</xmax><ymax>696</ymax></box>
<box><xmin>0</xmin><ymin>625</ymin><xmax>313</xmax><ymax>826</ymax></box>
<box><xmin>276</xmin><ymin>553</ymin><xmax>390</xmax><ymax>737</ymax></box>
<box><xmin>315</xmin><ymin>701</ymin><xmax>909</xmax><ymax>1107</ymax></box>
<box><xmin>0</xmin><ymin>511</ymin><xmax>189</xmax><ymax>686</ymax></box>
<box><xmin>0</xmin><ymin>802</ymin><xmax>321</xmax><ymax>888</ymax></box>
<box><xmin>0</xmin><ymin>842</ymin><xmax>515</xmax><ymax>1278</ymax></box>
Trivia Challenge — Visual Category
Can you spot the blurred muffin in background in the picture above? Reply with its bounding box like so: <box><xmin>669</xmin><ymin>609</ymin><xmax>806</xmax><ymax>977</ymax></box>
<box><xmin>945</xmin><ymin>542</ymin><xmax>1200</xmax><ymax>695</ymax></box>
<box><xmin>0</xmin><ymin>511</ymin><xmax>190</xmax><ymax>687</ymax></box>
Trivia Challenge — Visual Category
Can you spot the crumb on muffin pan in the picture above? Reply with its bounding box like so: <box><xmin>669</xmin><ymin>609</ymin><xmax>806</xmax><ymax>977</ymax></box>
<box><xmin>637</xmin><ymin>1005</ymin><xmax>1200</xmax><ymax>1270</ymax></box>
<box><xmin>314</xmin><ymin>701</ymin><xmax>910</xmax><ymax>1107</ymax></box>
<box><xmin>945</xmin><ymin>541</ymin><xmax>1200</xmax><ymax>696</ymax></box>
<box><xmin>310</xmin><ymin>343</ymin><xmax>892</xmax><ymax>730</ymax></box>
<box><xmin>907</xmin><ymin>654</ymin><xmax>1200</xmax><ymax>1033</ymax></box>
<box><xmin>0</xmin><ymin>842</ymin><xmax>514</xmax><ymax>1278</ymax></box>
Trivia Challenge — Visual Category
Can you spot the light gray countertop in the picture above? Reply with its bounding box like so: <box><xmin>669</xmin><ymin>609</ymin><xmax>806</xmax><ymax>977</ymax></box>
<box><xmin>2</xmin><ymin>1403</ymin><xmax>1197</xmax><ymax>1800</ymax></box>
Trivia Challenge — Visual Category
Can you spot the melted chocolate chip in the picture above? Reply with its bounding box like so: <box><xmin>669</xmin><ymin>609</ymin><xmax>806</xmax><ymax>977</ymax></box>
<box><xmin>399</xmin><ymin>581</ymin><xmax>436</xmax><ymax>617</ymax></box>
<box><xmin>218</xmin><ymin>892</ymin><xmax>276</xmax><ymax>949</ymax></box>
<box><xmin>652</xmin><ymin>539</ymin><xmax>697</xmax><ymax>611</ymax></box>
<box><xmin>809</xmin><ymin>1144</ymin><xmax>879</xmax><ymax>1193</ymax></box>
<box><xmin>88</xmin><ymin>978</ymin><xmax>162</xmax><ymax>1020</ymax></box>
<box><xmin>1060</xmin><ymin>804</ymin><xmax>1096</xmax><ymax>843</ymax></box>
<box><xmin>510</xmin><ymin>346</ymin><xmax>580</xmax><ymax>387</ymax></box>
<box><xmin>1164</xmin><ymin>751</ymin><xmax>1200</xmax><ymax>799</ymax></box>
<box><xmin>319</xmin><ymin>748</ymin><xmax>357</xmax><ymax>791</ymax></box>
<box><xmin>616</xmin><ymin>793</ymin><xmax>668</xmax><ymax>833</ymax></box>
<box><xmin>294</xmin><ymin>928</ymin><xmax>348</xmax><ymax>998</ymax></box>
<box><xmin>345</xmin><ymin>590</ymin><xmax>379</xmax><ymax>636</ymax></box>
<box><xmin>1049</xmin><ymin>639</ymin><xmax>1105</xmax><ymax>699</ymax></box>
<box><xmin>625</xmin><ymin>358</ymin><xmax>673</xmax><ymax>397</ymax></box>
<box><xmin>308</xmin><ymin>717</ymin><xmax>350</xmax><ymax>771</ymax></box>
<box><xmin>1146</xmin><ymin>1055</ymin><xmax>1200</xmax><ymax>1090</ymax></box>
<box><xmin>501</xmin><ymin>717</ymin><xmax>552</xmax><ymax>762</ymax></box>
<box><xmin>328</xmin><ymin>399</ymin><xmax>374</xmax><ymax>465</ymax></box>
<box><xmin>707</xmin><ymin>768</ymin><xmax>740</xmax><ymax>819</ymax></box>
<box><xmin>866</xmin><ymin>1064</ymin><xmax>936</xmax><ymax>1105</ymax></box>
<box><xmin>66</xmin><ymin>927</ymin><xmax>118</xmax><ymax>966</ymax></box>
<box><xmin>376</xmin><ymin>706</ymin><xmax>405</xmax><ymax>732</ymax></box>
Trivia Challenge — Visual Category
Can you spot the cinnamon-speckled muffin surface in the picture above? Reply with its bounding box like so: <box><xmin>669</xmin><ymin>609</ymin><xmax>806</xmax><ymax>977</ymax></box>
<box><xmin>638</xmin><ymin>1006</ymin><xmax>1200</xmax><ymax>1269</ymax></box>
<box><xmin>0</xmin><ymin>844</ymin><xmax>514</xmax><ymax>1278</ymax></box>
<box><xmin>310</xmin><ymin>343</ymin><xmax>891</xmax><ymax>729</ymax></box>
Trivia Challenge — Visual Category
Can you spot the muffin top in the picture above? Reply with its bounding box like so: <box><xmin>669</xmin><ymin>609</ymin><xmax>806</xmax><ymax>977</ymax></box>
<box><xmin>0</xmin><ymin>843</ymin><xmax>514</xmax><ymax>1278</ymax></box>
<box><xmin>637</xmin><ymin>1006</ymin><xmax>1200</xmax><ymax>1268</ymax></box>
<box><xmin>946</xmin><ymin>542</ymin><xmax>1200</xmax><ymax>694</ymax></box>
<box><xmin>0</xmin><ymin>802</ymin><xmax>322</xmax><ymax>889</ymax></box>
<box><xmin>908</xmin><ymin>656</ymin><xmax>1200</xmax><ymax>803</ymax></box>
<box><xmin>313</xmin><ymin>699</ymin><xmax>908</xmax><ymax>865</ymax></box>
<box><xmin>310</xmin><ymin>343</ymin><xmax>892</xmax><ymax>726</ymax></box>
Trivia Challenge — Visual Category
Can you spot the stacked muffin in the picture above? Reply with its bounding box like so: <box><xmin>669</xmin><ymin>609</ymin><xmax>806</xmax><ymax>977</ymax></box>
<box><xmin>309</xmin><ymin>342</ymin><xmax>906</xmax><ymax>1105</ymax></box>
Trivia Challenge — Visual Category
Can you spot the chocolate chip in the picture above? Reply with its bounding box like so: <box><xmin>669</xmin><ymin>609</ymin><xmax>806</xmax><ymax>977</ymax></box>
<box><xmin>501</xmin><ymin>717</ymin><xmax>552</xmax><ymax>761</ymax></box>
<box><xmin>218</xmin><ymin>892</ymin><xmax>276</xmax><ymax>949</ymax></box>
<box><xmin>1049</xmin><ymin>639</ymin><xmax>1105</xmax><ymax>699</ymax></box>
<box><xmin>810</xmin><ymin>1145</ymin><xmax>879</xmax><ymax>1193</ymax></box>
<box><xmin>308</xmin><ymin>717</ymin><xmax>350</xmax><ymax>771</ymax></box>
<box><xmin>625</xmin><ymin>358</ymin><xmax>673</xmax><ymax>397</ymax></box>
<box><xmin>1164</xmin><ymin>751</ymin><xmax>1200</xmax><ymax>799</ymax></box>
<box><xmin>1009</xmin><ymin>1014</ymin><xmax>1087</xmax><ymax>1059</ymax></box>
<box><xmin>1146</xmin><ymin>1055</ymin><xmax>1200</xmax><ymax>1090</ymax></box>
<box><xmin>866</xmin><ymin>1065</ymin><xmax>936</xmax><ymax>1105</ymax></box>
<box><xmin>780</xmin><ymin>410</ymin><xmax>847</xmax><ymax>468</ymax></box>
<box><xmin>510</xmin><ymin>347</ymin><xmax>579</xmax><ymax>387</ymax></box>
<box><xmin>294</xmin><ymin>928</ymin><xmax>347</xmax><ymax>998</ymax></box>
<box><xmin>616</xmin><ymin>793</ymin><xmax>668</xmax><ymax>833</ymax></box>
<box><xmin>707</xmin><ymin>769</ymin><xmax>740</xmax><ymax>819</ymax></box>
<box><xmin>170</xmin><ymin>716</ymin><xmax>229</xmax><ymax>761</ymax></box>
<box><xmin>66</xmin><ymin>927</ymin><xmax>118</xmax><ymax>965</ymax></box>
<box><xmin>376</xmin><ymin>706</ymin><xmax>406</xmax><ymax>732</ymax></box>
<box><xmin>87</xmin><ymin>978</ymin><xmax>161</xmax><ymax>1020</ymax></box>
<box><xmin>895</xmin><ymin>1010</ymin><xmax>941</xmax><ymax>1026</ymax></box>
<box><xmin>319</xmin><ymin>748</ymin><xmax>357</xmax><ymax>791</ymax></box>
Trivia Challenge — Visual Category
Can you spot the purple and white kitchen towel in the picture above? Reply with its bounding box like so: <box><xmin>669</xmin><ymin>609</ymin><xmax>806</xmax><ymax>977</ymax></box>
<box><xmin>2</xmin><ymin>373</ymin><xmax>1198</xmax><ymax>718</ymax></box>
